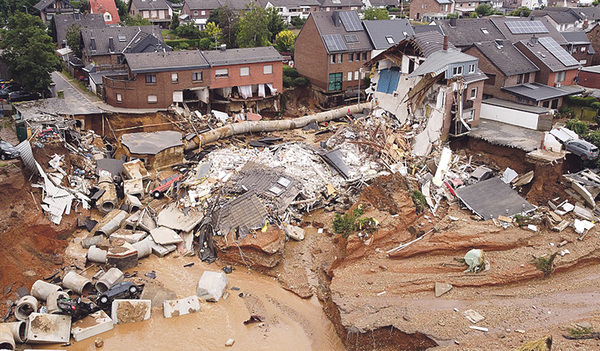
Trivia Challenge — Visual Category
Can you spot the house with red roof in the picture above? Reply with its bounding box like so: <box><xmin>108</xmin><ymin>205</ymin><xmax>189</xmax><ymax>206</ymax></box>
<box><xmin>90</xmin><ymin>0</ymin><xmax>121</xmax><ymax>25</ymax></box>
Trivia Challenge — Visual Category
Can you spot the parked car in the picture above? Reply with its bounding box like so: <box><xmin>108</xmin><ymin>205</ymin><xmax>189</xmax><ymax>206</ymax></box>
<box><xmin>8</xmin><ymin>90</ymin><xmax>40</xmax><ymax>103</ymax></box>
<box><xmin>151</xmin><ymin>173</ymin><xmax>181</xmax><ymax>198</ymax></box>
<box><xmin>0</xmin><ymin>140</ymin><xmax>20</xmax><ymax>160</ymax></box>
<box><xmin>0</xmin><ymin>84</ymin><xmax>22</xmax><ymax>99</ymax></box>
<box><xmin>565</xmin><ymin>139</ymin><xmax>599</xmax><ymax>160</ymax></box>
<box><xmin>96</xmin><ymin>281</ymin><xmax>141</xmax><ymax>309</ymax></box>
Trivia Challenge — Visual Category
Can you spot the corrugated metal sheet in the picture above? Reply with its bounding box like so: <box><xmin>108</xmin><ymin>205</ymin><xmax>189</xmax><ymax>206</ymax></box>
<box><xmin>16</xmin><ymin>140</ymin><xmax>39</xmax><ymax>176</ymax></box>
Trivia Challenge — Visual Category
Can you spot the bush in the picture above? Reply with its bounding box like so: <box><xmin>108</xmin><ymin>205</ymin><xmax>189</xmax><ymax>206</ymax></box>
<box><xmin>566</xmin><ymin>95</ymin><xmax>597</xmax><ymax>107</ymax></box>
<box><xmin>332</xmin><ymin>206</ymin><xmax>368</xmax><ymax>238</ymax></box>
<box><xmin>290</xmin><ymin>16</ymin><xmax>306</xmax><ymax>28</ymax></box>
<box><xmin>283</xmin><ymin>65</ymin><xmax>299</xmax><ymax>79</ymax></box>
<box><xmin>283</xmin><ymin>76</ymin><xmax>293</xmax><ymax>88</ymax></box>
<box><xmin>292</xmin><ymin>77</ymin><xmax>309</xmax><ymax>87</ymax></box>
<box><xmin>533</xmin><ymin>252</ymin><xmax>558</xmax><ymax>277</ymax></box>
<box><xmin>412</xmin><ymin>190</ymin><xmax>427</xmax><ymax>213</ymax></box>
<box><xmin>199</xmin><ymin>38</ymin><xmax>212</xmax><ymax>50</ymax></box>
<box><xmin>565</xmin><ymin>118</ymin><xmax>589</xmax><ymax>136</ymax></box>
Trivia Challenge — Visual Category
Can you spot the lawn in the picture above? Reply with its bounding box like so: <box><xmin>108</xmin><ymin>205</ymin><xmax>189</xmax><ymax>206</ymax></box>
<box><xmin>569</xmin><ymin>106</ymin><xmax>598</xmax><ymax>122</ymax></box>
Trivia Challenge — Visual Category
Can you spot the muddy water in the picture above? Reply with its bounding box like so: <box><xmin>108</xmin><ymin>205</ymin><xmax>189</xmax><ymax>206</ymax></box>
<box><xmin>39</xmin><ymin>242</ymin><xmax>345</xmax><ymax>351</ymax></box>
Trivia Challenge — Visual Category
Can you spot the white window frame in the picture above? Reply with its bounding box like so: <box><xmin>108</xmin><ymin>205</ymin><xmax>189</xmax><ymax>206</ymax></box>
<box><xmin>193</xmin><ymin>10</ymin><xmax>198</xmax><ymax>15</ymax></box>
<box><xmin>347</xmin><ymin>72</ymin><xmax>352</xmax><ymax>81</ymax></box>
<box><xmin>116</xmin><ymin>93</ymin><xmax>122</xmax><ymax>103</ymax></box>
<box><xmin>453</xmin><ymin>66</ymin><xmax>463</xmax><ymax>76</ymax></box>
<box><xmin>240</xmin><ymin>67</ymin><xmax>250</xmax><ymax>76</ymax></box>
<box><xmin>171</xmin><ymin>73</ymin><xmax>178</xmax><ymax>83</ymax></box>
<box><xmin>330</xmin><ymin>55</ymin><xmax>335</xmax><ymax>64</ymax></box>
<box><xmin>263</xmin><ymin>65</ymin><xmax>273</xmax><ymax>74</ymax></box>
<box><xmin>215</xmin><ymin>68</ymin><xmax>228</xmax><ymax>78</ymax></box>
<box><xmin>354</xmin><ymin>70</ymin><xmax>359</xmax><ymax>80</ymax></box>
<box><xmin>201</xmin><ymin>10</ymin><xmax>206</xmax><ymax>15</ymax></box>
<box><xmin>148</xmin><ymin>95</ymin><xmax>157</xmax><ymax>103</ymax></box>
<box><xmin>192</xmin><ymin>71</ymin><xmax>202</xmax><ymax>81</ymax></box>
<box><xmin>470</xmin><ymin>87</ymin><xmax>477</xmax><ymax>99</ymax></box>
<box><xmin>468</xmin><ymin>64</ymin><xmax>475</xmax><ymax>73</ymax></box>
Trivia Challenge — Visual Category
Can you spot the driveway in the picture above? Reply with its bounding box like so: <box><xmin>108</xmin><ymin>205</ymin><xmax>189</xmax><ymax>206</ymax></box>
<box><xmin>52</xmin><ymin>71</ymin><xmax>103</xmax><ymax>115</ymax></box>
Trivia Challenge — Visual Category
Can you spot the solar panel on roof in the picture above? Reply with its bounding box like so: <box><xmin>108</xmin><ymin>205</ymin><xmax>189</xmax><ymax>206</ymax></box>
<box><xmin>323</xmin><ymin>34</ymin><xmax>347</xmax><ymax>52</ymax></box>
<box><xmin>538</xmin><ymin>37</ymin><xmax>580</xmax><ymax>67</ymax></box>
<box><xmin>344</xmin><ymin>34</ymin><xmax>359</xmax><ymax>43</ymax></box>
<box><xmin>505</xmin><ymin>21</ymin><xmax>549</xmax><ymax>34</ymax></box>
<box><xmin>339</xmin><ymin>11</ymin><xmax>362</xmax><ymax>32</ymax></box>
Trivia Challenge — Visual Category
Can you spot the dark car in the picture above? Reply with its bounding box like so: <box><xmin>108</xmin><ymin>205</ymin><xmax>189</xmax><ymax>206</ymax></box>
<box><xmin>96</xmin><ymin>281</ymin><xmax>141</xmax><ymax>309</ymax></box>
<box><xmin>8</xmin><ymin>90</ymin><xmax>40</xmax><ymax>103</ymax></box>
<box><xmin>0</xmin><ymin>140</ymin><xmax>19</xmax><ymax>160</ymax></box>
<box><xmin>0</xmin><ymin>84</ymin><xmax>22</xmax><ymax>99</ymax></box>
<box><xmin>57</xmin><ymin>297</ymin><xmax>98</xmax><ymax>321</ymax></box>
<box><xmin>565</xmin><ymin>139</ymin><xmax>599</xmax><ymax>160</ymax></box>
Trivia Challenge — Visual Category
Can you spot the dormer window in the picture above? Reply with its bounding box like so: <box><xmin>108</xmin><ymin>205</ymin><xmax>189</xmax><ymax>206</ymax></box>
<box><xmin>481</xmin><ymin>28</ymin><xmax>489</xmax><ymax>34</ymax></box>
<box><xmin>468</xmin><ymin>64</ymin><xmax>475</xmax><ymax>73</ymax></box>
<box><xmin>386</xmin><ymin>36</ymin><xmax>394</xmax><ymax>44</ymax></box>
<box><xmin>452</xmin><ymin>66</ymin><xmax>463</xmax><ymax>76</ymax></box>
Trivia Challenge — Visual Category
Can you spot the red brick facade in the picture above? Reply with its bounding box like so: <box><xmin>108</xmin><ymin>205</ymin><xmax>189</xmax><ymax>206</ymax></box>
<box><xmin>577</xmin><ymin>70</ymin><xmax>600</xmax><ymax>89</ymax></box>
<box><xmin>514</xmin><ymin>42</ymin><xmax>579</xmax><ymax>87</ymax></box>
<box><xmin>209</xmin><ymin>61</ymin><xmax>283</xmax><ymax>92</ymax></box>
<box><xmin>181</xmin><ymin>2</ymin><xmax>213</xmax><ymax>19</ymax></box>
<box><xmin>409</xmin><ymin>0</ymin><xmax>448</xmax><ymax>20</ymax></box>
<box><xmin>586</xmin><ymin>24</ymin><xmax>600</xmax><ymax>65</ymax></box>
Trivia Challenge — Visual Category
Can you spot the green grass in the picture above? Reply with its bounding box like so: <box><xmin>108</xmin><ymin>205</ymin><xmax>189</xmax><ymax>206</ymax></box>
<box><xmin>568</xmin><ymin>326</ymin><xmax>594</xmax><ymax>337</ymax></box>
<box><xmin>162</xmin><ymin>29</ymin><xmax>180</xmax><ymax>40</ymax></box>
<box><xmin>533</xmin><ymin>252</ymin><xmax>558</xmax><ymax>277</ymax></box>
<box><xmin>569</xmin><ymin>106</ymin><xmax>597</xmax><ymax>122</ymax></box>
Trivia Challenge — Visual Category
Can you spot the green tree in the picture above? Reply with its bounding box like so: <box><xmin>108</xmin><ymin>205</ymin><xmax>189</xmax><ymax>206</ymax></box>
<box><xmin>123</xmin><ymin>14</ymin><xmax>151</xmax><ymax>26</ymax></box>
<box><xmin>363</xmin><ymin>7</ymin><xmax>390</xmax><ymax>20</ymax></box>
<box><xmin>236</xmin><ymin>3</ymin><xmax>270</xmax><ymax>48</ymax></box>
<box><xmin>170</xmin><ymin>13</ymin><xmax>180</xmax><ymax>31</ymax></box>
<box><xmin>115</xmin><ymin>0</ymin><xmax>128</xmax><ymax>18</ymax></box>
<box><xmin>66</xmin><ymin>24</ymin><xmax>82</xmax><ymax>58</ymax></box>
<box><xmin>447</xmin><ymin>13</ymin><xmax>459</xmax><ymax>19</ymax></box>
<box><xmin>266</xmin><ymin>6</ymin><xmax>286</xmax><ymax>42</ymax></box>
<box><xmin>0</xmin><ymin>12</ymin><xmax>62</xmax><ymax>93</ymax></box>
<box><xmin>275</xmin><ymin>30</ymin><xmax>295</xmax><ymax>52</ymax></box>
<box><xmin>509</xmin><ymin>6</ymin><xmax>531</xmax><ymax>17</ymax></box>
<box><xmin>290</xmin><ymin>16</ymin><xmax>306</xmax><ymax>28</ymax></box>
<box><xmin>199</xmin><ymin>37</ymin><xmax>212</xmax><ymax>49</ymax></box>
<box><xmin>216</xmin><ymin>5</ymin><xmax>239</xmax><ymax>48</ymax></box>
<box><xmin>474</xmin><ymin>3</ymin><xmax>495</xmax><ymax>17</ymax></box>
<box><xmin>203</xmin><ymin>21</ymin><xmax>222</xmax><ymax>41</ymax></box>
<box><xmin>0</xmin><ymin>0</ymin><xmax>38</xmax><ymax>25</ymax></box>
<box><xmin>176</xmin><ymin>22</ymin><xmax>202</xmax><ymax>39</ymax></box>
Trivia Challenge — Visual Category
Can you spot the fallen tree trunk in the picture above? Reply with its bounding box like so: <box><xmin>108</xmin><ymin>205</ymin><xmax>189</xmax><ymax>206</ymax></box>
<box><xmin>198</xmin><ymin>103</ymin><xmax>371</xmax><ymax>147</ymax></box>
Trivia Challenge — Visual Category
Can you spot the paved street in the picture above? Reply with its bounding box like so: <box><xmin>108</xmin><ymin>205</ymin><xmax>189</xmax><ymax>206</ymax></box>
<box><xmin>52</xmin><ymin>71</ymin><xmax>103</xmax><ymax>115</ymax></box>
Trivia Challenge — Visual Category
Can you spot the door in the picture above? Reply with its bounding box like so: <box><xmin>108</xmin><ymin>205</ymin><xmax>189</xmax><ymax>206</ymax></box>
<box><xmin>328</xmin><ymin>73</ymin><xmax>342</xmax><ymax>91</ymax></box>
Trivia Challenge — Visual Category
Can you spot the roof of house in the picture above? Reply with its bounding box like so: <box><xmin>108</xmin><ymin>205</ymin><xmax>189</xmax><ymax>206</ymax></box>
<box><xmin>482</xmin><ymin>97</ymin><xmax>550</xmax><ymax>114</ymax></box>
<box><xmin>572</xmin><ymin>7</ymin><xmax>600</xmax><ymax>21</ymax></box>
<box><xmin>470</xmin><ymin>40</ymin><xmax>539</xmax><ymax>77</ymax></box>
<box><xmin>363</xmin><ymin>19</ymin><xmax>415</xmax><ymax>50</ymax></box>
<box><xmin>54</xmin><ymin>13</ymin><xmax>107</xmax><ymax>46</ymax></box>
<box><xmin>219</xmin><ymin>0</ymin><xmax>255</xmax><ymax>10</ymax></box>
<box><xmin>561</xmin><ymin>30</ymin><xmax>591</xmax><ymax>45</ymax></box>
<box><xmin>490</xmin><ymin>16</ymin><xmax>568</xmax><ymax>46</ymax></box>
<box><xmin>130</xmin><ymin>0</ymin><xmax>171</xmax><ymax>11</ymax></box>
<box><xmin>258</xmin><ymin>0</ymin><xmax>320</xmax><ymax>7</ymax></box>
<box><xmin>121</xmin><ymin>131</ymin><xmax>183</xmax><ymax>155</ymax></box>
<box><xmin>90</xmin><ymin>0</ymin><xmax>121</xmax><ymax>24</ymax></box>
<box><xmin>34</xmin><ymin>0</ymin><xmax>72</xmax><ymax>11</ymax></box>
<box><xmin>368</xmin><ymin>0</ymin><xmax>400</xmax><ymax>7</ymax></box>
<box><xmin>437</xmin><ymin>18</ymin><xmax>504</xmax><ymax>47</ymax></box>
<box><xmin>81</xmin><ymin>26</ymin><xmax>170</xmax><ymax>56</ymax></box>
<box><xmin>434</xmin><ymin>0</ymin><xmax>452</xmax><ymax>4</ymax></box>
<box><xmin>516</xmin><ymin>37</ymin><xmax>580</xmax><ymax>72</ymax></box>
<box><xmin>501</xmin><ymin>82</ymin><xmax>571</xmax><ymax>101</ymax></box>
<box><xmin>201</xmin><ymin>46</ymin><xmax>283</xmax><ymax>66</ymax></box>
<box><xmin>530</xmin><ymin>9</ymin><xmax>580</xmax><ymax>24</ymax></box>
<box><xmin>581</xmin><ymin>65</ymin><xmax>600</xmax><ymax>74</ymax></box>
<box><xmin>184</xmin><ymin>0</ymin><xmax>222</xmax><ymax>10</ymax></box>
<box><xmin>413</xmin><ymin>31</ymin><xmax>456</xmax><ymax>57</ymax></box>
<box><xmin>125</xmin><ymin>50</ymin><xmax>209</xmax><ymax>73</ymax></box>
<box><xmin>408</xmin><ymin>49</ymin><xmax>478</xmax><ymax>77</ymax></box>
<box><xmin>412</xmin><ymin>24</ymin><xmax>443</xmax><ymax>35</ymax></box>
<box><xmin>310</xmin><ymin>11</ymin><xmax>373</xmax><ymax>54</ymax></box>
<box><xmin>317</xmin><ymin>0</ymin><xmax>363</xmax><ymax>7</ymax></box>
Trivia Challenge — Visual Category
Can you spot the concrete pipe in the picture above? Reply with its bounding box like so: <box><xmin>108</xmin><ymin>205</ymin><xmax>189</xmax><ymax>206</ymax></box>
<box><xmin>3</xmin><ymin>321</ymin><xmax>26</xmax><ymax>343</ymax></box>
<box><xmin>97</xmin><ymin>175</ymin><xmax>118</xmax><ymax>214</ymax></box>
<box><xmin>46</xmin><ymin>291</ymin><xmax>69</xmax><ymax>314</ymax></box>
<box><xmin>14</xmin><ymin>296</ymin><xmax>38</xmax><ymax>321</ymax></box>
<box><xmin>62</xmin><ymin>271</ymin><xmax>92</xmax><ymax>296</ymax></box>
<box><xmin>81</xmin><ymin>235</ymin><xmax>104</xmax><ymax>249</ymax></box>
<box><xmin>132</xmin><ymin>238</ymin><xmax>152</xmax><ymax>259</ymax></box>
<box><xmin>95</xmin><ymin>267</ymin><xmax>124</xmax><ymax>293</ymax></box>
<box><xmin>88</xmin><ymin>245</ymin><xmax>107</xmax><ymax>263</ymax></box>
<box><xmin>0</xmin><ymin>325</ymin><xmax>15</xmax><ymax>350</ymax></box>
<box><xmin>31</xmin><ymin>280</ymin><xmax>62</xmax><ymax>302</ymax></box>
<box><xmin>96</xmin><ymin>209</ymin><xmax>128</xmax><ymax>237</ymax></box>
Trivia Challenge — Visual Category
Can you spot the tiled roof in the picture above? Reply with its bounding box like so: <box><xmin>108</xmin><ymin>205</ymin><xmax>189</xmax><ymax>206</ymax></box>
<box><xmin>516</xmin><ymin>37</ymin><xmax>578</xmax><ymax>72</ymax></box>
<box><xmin>471</xmin><ymin>41</ymin><xmax>539</xmax><ymax>77</ymax></box>
<box><xmin>90</xmin><ymin>0</ymin><xmax>121</xmax><ymax>24</ymax></box>
<box><xmin>363</xmin><ymin>19</ymin><xmax>415</xmax><ymax>50</ymax></box>
<box><xmin>561</xmin><ymin>31</ymin><xmax>591</xmax><ymax>45</ymax></box>
<box><xmin>530</xmin><ymin>9</ymin><xmax>579</xmax><ymax>24</ymax></box>
<box><xmin>490</xmin><ymin>16</ymin><xmax>568</xmax><ymax>46</ymax></box>
<box><xmin>125</xmin><ymin>50</ymin><xmax>209</xmax><ymax>73</ymax></box>
<box><xmin>412</xmin><ymin>24</ymin><xmax>443</xmax><ymax>35</ymax></box>
<box><xmin>310</xmin><ymin>11</ymin><xmax>373</xmax><ymax>53</ymax></box>
<box><xmin>408</xmin><ymin>49</ymin><xmax>477</xmax><ymax>77</ymax></box>
<box><xmin>201</xmin><ymin>46</ymin><xmax>283</xmax><ymax>66</ymax></box>
<box><xmin>572</xmin><ymin>7</ymin><xmax>600</xmax><ymax>21</ymax></box>
<box><xmin>501</xmin><ymin>82</ymin><xmax>571</xmax><ymax>101</ymax></box>
<box><xmin>317</xmin><ymin>0</ymin><xmax>363</xmax><ymax>7</ymax></box>
<box><xmin>413</xmin><ymin>31</ymin><xmax>456</xmax><ymax>57</ymax></box>
<box><xmin>131</xmin><ymin>0</ymin><xmax>171</xmax><ymax>11</ymax></box>
<box><xmin>257</xmin><ymin>0</ymin><xmax>320</xmax><ymax>7</ymax></box>
<box><xmin>54</xmin><ymin>13</ymin><xmax>106</xmax><ymax>46</ymax></box>
<box><xmin>81</xmin><ymin>26</ymin><xmax>169</xmax><ymax>56</ymax></box>
<box><xmin>437</xmin><ymin>18</ymin><xmax>504</xmax><ymax>48</ymax></box>
<box><xmin>184</xmin><ymin>0</ymin><xmax>222</xmax><ymax>10</ymax></box>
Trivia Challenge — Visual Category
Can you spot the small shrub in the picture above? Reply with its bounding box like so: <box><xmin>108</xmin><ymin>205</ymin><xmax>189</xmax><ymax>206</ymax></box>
<box><xmin>566</xmin><ymin>95</ymin><xmax>597</xmax><ymax>107</ymax></box>
<box><xmin>333</xmin><ymin>213</ymin><xmax>355</xmax><ymax>237</ymax></box>
<box><xmin>283</xmin><ymin>76</ymin><xmax>293</xmax><ymax>88</ymax></box>
<box><xmin>568</xmin><ymin>326</ymin><xmax>594</xmax><ymax>337</ymax></box>
<box><xmin>412</xmin><ymin>190</ymin><xmax>427</xmax><ymax>213</ymax></box>
<box><xmin>283</xmin><ymin>65</ymin><xmax>299</xmax><ymax>79</ymax></box>
<box><xmin>292</xmin><ymin>77</ymin><xmax>309</xmax><ymax>87</ymax></box>
<box><xmin>514</xmin><ymin>214</ymin><xmax>530</xmax><ymax>226</ymax></box>
<box><xmin>565</xmin><ymin>118</ymin><xmax>589</xmax><ymax>137</ymax></box>
<box><xmin>332</xmin><ymin>205</ymin><xmax>371</xmax><ymax>237</ymax></box>
<box><xmin>199</xmin><ymin>38</ymin><xmax>211</xmax><ymax>50</ymax></box>
<box><xmin>533</xmin><ymin>252</ymin><xmax>558</xmax><ymax>277</ymax></box>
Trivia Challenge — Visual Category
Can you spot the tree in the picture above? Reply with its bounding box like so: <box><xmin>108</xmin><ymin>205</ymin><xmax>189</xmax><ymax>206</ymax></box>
<box><xmin>115</xmin><ymin>0</ymin><xmax>128</xmax><ymax>18</ymax></box>
<box><xmin>236</xmin><ymin>3</ymin><xmax>270</xmax><ymax>48</ymax></box>
<box><xmin>202</xmin><ymin>21</ymin><xmax>222</xmax><ymax>47</ymax></box>
<box><xmin>176</xmin><ymin>23</ymin><xmax>202</xmax><ymax>39</ymax></box>
<box><xmin>275</xmin><ymin>30</ymin><xmax>295</xmax><ymax>52</ymax></box>
<box><xmin>290</xmin><ymin>16</ymin><xmax>306</xmax><ymax>28</ymax></box>
<box><xmin>66</xmin><ymin>24</ymin><xmax>83</xmax><ymax>58</ymax></box>
<box><xmin>0</xmin><ymin>12</ymin><xmax>62</xmax><ymax>93</ymax></box>
<box><xmin>363</xmin><ymin>7</ymin><xmax>390</xmax><ymax>20</ymax></box>
<box><xmin>216</xmin><ymin>5</ymin><xmax>239</xmax><ymax>48</ymax></box>
<box><xmin>170</xmin><ymin>13</ymin><xmax>180</xmax><ymax>31</ymax></box>
<box><xmin>0</xmin><ymin>0</ymin><xmax>38</xmax><ymax>25</ymax></box>
<box><xmin>474</xmin><ymin>3</ymin><xmax>495</xmax><ymax>17</ymax></box>
<box><xmin>123</xmin><ymin>14</ymin><xmax>151</xmax><ymax>26</ymax></box>
<box><xmin>509</xmin><ymin>6</ymin><xmax>531</xmax><ymax>17</ymax></box>
<box><xmin>266</xmin><ymin>6</ymin><xmax>285</xmax><ymax>42</ymax></box>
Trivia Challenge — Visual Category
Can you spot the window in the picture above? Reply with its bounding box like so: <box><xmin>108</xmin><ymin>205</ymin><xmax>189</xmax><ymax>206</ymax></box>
<box><xmin>171</xmin><ymin>73</ymin><xmax>178</xmax><ymax>83</ymax></box>
<box><xmin>517</xmin><ymin>74</ymin><xmax>523</xmax><ymax>84</ymax></box>
<box><xmin>470</xmin><ymin>87</ymin><xmax>477</xmax><ymax>99</ymax></box>
<box><xmin>240</xmin><ymin>67</ymin><xmax>250</xmax><ymax>76</ymax></box>
<box><xmin>386</xmin><ymin>36</ymin><xmax>394</xmax><ymax>44</ymax></box>
<box><xmin>555</xmin><ymin>71</ymin><xmax>566</xmax><ymax>83</ymax></box>
<box><xmin>347</xmin><ymin>72</ymin><xmax>353</xmax><ymax>81</ymax></box>
<box><xmin>349</xmin><ymin>54</ymin><xmax>353</xmax><ymax>62</ymax></box>
<box><xmin>116</xmin><ymin>93</ymin><xmax>122</xmax><ymax>103</ymax></box>
<box><xmin>362</xmin><ymin>52</ymin><xmax>367</xmax><ymax>61</ymax></box>
<box><xmin>145</xmin><ymin>74</ymin><xmax>156</xmax><ymax>84</ymax></box>
<box><xmin>354</xmin><ymin>71</ymin><xmax>359</xmax><ymax>80</ymax></box>
<box><xmin>331</xmin><ymin>55</ymin><xmax>335</xmax><ymax>64</ymax></box>
<box><xmin>215</xmin><ymin>68</ymin><xmax>228</xmax><ymax>77</ymax></box>
<box><xmin>328</xmin><ymin>72</ymin><xmax>342</xmax><ymax>91</ymax></box>
<box><xmin>466</xmin><ymin>109</ymin><xmax>475</xmax><ymax>122</ymax></box>
<box><xmin>468</xmin><ymin>64</ymin><xmax>475</xmax><ymax>73</ymax></box>
<box><xmin>551</xmin><ymin>99</ymin><xmax>559</xmax><ymax>109</ymax></box>
<box><xmin>192</xmin><ymin>72</ymin><xmax>202</xmax><ymax>81</ymax></box>
<box><xmin>452</xmin><ymin>66</ymin><xmax>463</xmax><ymax>76</ymax></box>
<box><xmin>194</xmin><ymin>10</ymin><xmax>198</xmax><ymax>15</ymax></box>
<box><xmin>117</xmin><ymin>55</ymin><xmax>125</xmax><ymax>64</ymax></box>
<box><xmin>581</xmin><ymin>46</ymin><xmax>587</xmax><ymax>53</ymax></box>
<box><xmin>264</xmin><ymin>65</ymin><xmax>273</xmax><ymax>74</ymax></box>
<box><xmin>338</xmin><ymin>54</ymin><xmax>343</xmax><ymax>63</ymax></box>
<box><xmin>542</xmin><ymin>100</ymin><xmax>550</xmax><ymax>108</ymax></box>
<box><xmin>148</xmin><ymin>95</ymin><xmax>157</xmax><ymax>103</ymax></box>
<box><xmin>201</xmin><ymin>10</ymin><xmax>206</xmax><ymax>15</ymax></box>
<box><xmin>481</xmin><ymin>28</ymin><xmax>489</xmax><ymax>34</ymax></box>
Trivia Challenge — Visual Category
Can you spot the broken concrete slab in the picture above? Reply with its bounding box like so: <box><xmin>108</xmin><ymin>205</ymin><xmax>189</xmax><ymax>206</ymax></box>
<box><xmin>573</xmin><ymin>204</ymin><xmax>595</xmax><ymax>221</ymax></box>
<box><xmin>571</xmin><ymin>181</ymin><xmax>595</xmax><ymax>208</ymax></box>
<box><xmin>140</xmin><ymin>283</ymin><xmax>177</xmax><ymax>308</ymax></box>
<box><xmin>157</xmin><ymin>203</ymin><xmax>204</xmax><ymax>232</ymax></box>
<box><xmin>125</xmin><ymin>209</ymin><xmax>157</xmax><ymax>232</ymax></box>
<box><xmin>196</xmin><ymin>271</ymin><xmax>228</xmax><ymax>302</ymax></box>
<box><xmin>432</xmin><ymin>147</ymin><xmax>452</xmax><ymax>187</ymax></box>
<box><xmin>150</xmin><ymin>227</ymin><xmax>184</xmax><ymax>245</ymax></box>
<box><xmin>283</xmin><ymin>223</ymin><xmax>305</xmax><ymax>241</ymax></box>
<box><xmin>123</xmin><ymin>159</ymin><xmax>149</xmax><ymax>180</ymax></box>
<box><xmin>71</xmin><ymin>310</ymin><xmax>113</xmax><ymax>342</ymax></box>
<box><xmin>26</xmin><ymin>313</ymin><xmax>71</xmax><ymax>344</ymax></box>
<box><xmin>163</xmin><ymin>295</ymin><xmax>201</xmax><ymax>318</ymax></box>
<box><xmin>573</xmin><ymin>219</ymin><xmax>595</xmax><ymax>235</ymax></box>
<box><xmin>148</xmin><ymin>237</ymin><xmax>177</xmax><ymax>257</ymax></box>
<box><xmin>107</xmin><ymin>242</ymin><xmax>138</xmax><ymax>270</ymax></box>
<box><xmin>434</xmin><ymin>282</ymin><xmax>453</xmax><ymax>297</ymax></box>
<box><xmin>111</xmin><ymin>299</ymin><xmax>152</xmax><ymax>324</ymax></box>
<box><xmin>463</xmin><ymin>309</ymin><xmax>485</xmax><ymax>324</ymax></box>
<box><xmin>110</xmin><ymin>229</ymin><xmax>147</xmax><ymax>244</ymax></box>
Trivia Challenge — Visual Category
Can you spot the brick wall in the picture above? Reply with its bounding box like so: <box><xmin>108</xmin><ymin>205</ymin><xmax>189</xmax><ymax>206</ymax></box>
<box><xmin>578</xmin><ymin>70</ymin><xmax>600</xmax><ymax>88</ymax></box>
<box><xmin>295</xmin><ymin>15</ymin><xmax>329</xmax><ymax>90</ymax></box>
<box><xmin>409</xmin><ymin>0</ymin><xmax>444</xmax><ymax>20</ymax></box>
<box><xmin>209</xmin><ymin>60</ymin><xmax>283</xmax><ymax>93</ymax></box>
<box><xmin>586</xmin><ymin>25</ymin><xmax>600</xmax><ymax>65</ymax></box>
<box><xmin>104</xmin><ymin>68</ymin><xmax>211</xmax><ymax>109</ymax></box>
<box><xmin>182</xmin><ymin>3</ymin><xmax>212</xmax><ymax>19</ymax></box>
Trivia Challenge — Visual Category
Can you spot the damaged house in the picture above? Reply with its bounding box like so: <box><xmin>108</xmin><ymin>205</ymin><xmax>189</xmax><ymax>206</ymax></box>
<box><xmin>365</xmin><ymin>32</ymin><xmax>486</xmax><ymax>155</ymax></box>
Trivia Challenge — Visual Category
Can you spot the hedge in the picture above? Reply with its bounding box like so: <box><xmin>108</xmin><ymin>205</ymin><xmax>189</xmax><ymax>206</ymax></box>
<box><xmin>565</xmin><ymin>95</ymin><xmax>597</xmax><ymax>107</ymax></box>
<box><xmin>165</xmin><ymin>39</ymin><xmax>201</xmax><ymax>50</ymax></box>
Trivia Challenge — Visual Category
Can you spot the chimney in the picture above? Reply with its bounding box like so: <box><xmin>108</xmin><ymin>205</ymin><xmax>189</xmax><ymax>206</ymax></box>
<box><xmin>530</xmin><ymin>15</ymin><xmax>535</xmax><ymax>21</ymax></box>
<box><xmin>443</xmin><ymin>35</ymin><xmax>448</xmax><ymax>51</ymax></box>
<box><xmin>583</xmin><ymin>19</ymin><xmax>589</xmax><ymax>30</ymax></box>
<box><xmin>530</xmin><ymin>35</ymin><xmax>538</xmax><ymax>45</ymax></box>
<box><xmin>332</xmin><ymin>11</ymin><xmax>341</xmax><ymax>27</ymax></box>
<box><xmin>220</xmin><ymin>44</ymin><xmax>226</xmax><ymax>51</ymax></box>
<box><xmin>108</xmin><ymin>37</ymin><xmax>114</xmax><ymax>52</ymax></box>
<box><xmin>449</xmin><ymin>17</ymin><xmax>457</xmax><ymax>27</ymax></box>
<box><xmin>90</xmin><ymin>37</ymin><xmax>96</xmax><ymax>51</ymax></box>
